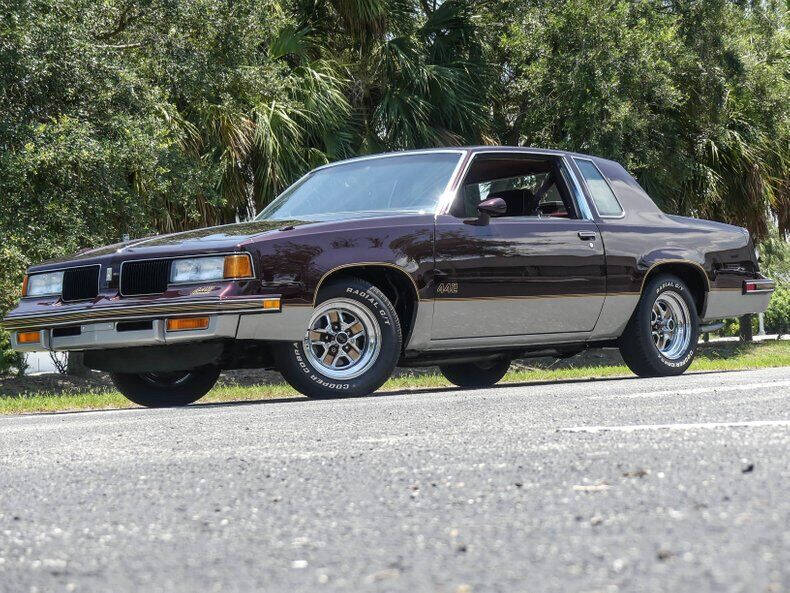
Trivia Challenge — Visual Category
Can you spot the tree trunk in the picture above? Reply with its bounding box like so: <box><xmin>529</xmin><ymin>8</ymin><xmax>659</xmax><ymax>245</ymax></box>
<box><xmin>739</xmin><ymin>314</ymin><xmax>753</xmax><ymax>343</ymax></box>
<box><xmin>67</xmin><ymin>351</ymin><xmax>91</xmax><ymax>377</ymax></box>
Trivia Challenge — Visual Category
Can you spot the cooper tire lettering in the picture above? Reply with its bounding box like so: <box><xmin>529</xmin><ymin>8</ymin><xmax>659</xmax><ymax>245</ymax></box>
<box><xmin>273</xmin><ymin>277</ymin><xmax>402</xmax><ymax>399</ymax></box>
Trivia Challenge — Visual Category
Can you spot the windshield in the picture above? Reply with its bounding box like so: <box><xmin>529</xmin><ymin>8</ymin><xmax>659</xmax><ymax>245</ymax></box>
<box><xmin>255</xmin><ymin>152</ymin><xmax>462</xmax><ymax>221</ymax></box>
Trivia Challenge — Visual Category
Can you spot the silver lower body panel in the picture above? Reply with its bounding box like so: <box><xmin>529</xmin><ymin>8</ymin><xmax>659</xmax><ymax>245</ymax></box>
<box><xmin>236</xmin><ymin>305</ymin><xmax>312</xmax><ymax>342</ymax></box>
<box><xmin>702</xmin><ymin>289</ymin><xmax>774</xmax><ymax>321</ymax></box>
<box><xmin>9</xmin><ymin>305</ymin><xmax>313</xmax><ymax>353</ymax></box>
<box><xmin>588</xmin><ymin>293</ymin><xmax>640</xmax><ymax>340</ymax></box>
<box><xmin>430</xmin><ymin>294</ymin><xmax>605</xmax><ymax>339</ymax></box>
<box><xmin>418</xmin><ymin>330</ymin><xmax>592</xmax><ymax>352</ymax></box>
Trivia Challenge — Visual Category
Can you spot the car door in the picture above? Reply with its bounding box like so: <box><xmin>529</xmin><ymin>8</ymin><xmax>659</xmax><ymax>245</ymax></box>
<box><xmin>430</xmin><ymin>152</ymin><xmax>606</xmax><ymax>340</ymax></box>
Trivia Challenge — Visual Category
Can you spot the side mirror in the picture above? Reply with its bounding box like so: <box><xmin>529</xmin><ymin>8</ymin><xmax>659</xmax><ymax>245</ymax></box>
<box><xmin>477</xmin><ymin>197</ymin><xmax>507</xmax><ymax>217</ymax></box>
<box><xmin>468</xmin><ymin>197</ymin><xmax>507</xmax><ymax>226</ymax></box>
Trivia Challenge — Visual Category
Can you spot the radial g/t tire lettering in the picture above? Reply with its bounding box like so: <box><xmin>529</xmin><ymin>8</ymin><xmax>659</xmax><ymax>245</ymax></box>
<box><xmin>272</xmin><ymin>278</ymin><xmax>402</xmax><ymax>398</ymax></box>
<box><xmin>618</xmin><ymin>273</ymin><xmax>700</xmax><ymax>377</ymax></box>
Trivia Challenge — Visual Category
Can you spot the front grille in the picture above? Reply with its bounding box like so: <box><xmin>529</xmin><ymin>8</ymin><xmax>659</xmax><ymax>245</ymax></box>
<box><xmin>120</xmin><ymin>259</ymin><xmax>171</xmax><ymax>296</ymax></box>
<box><xmin>62</xmin><ymin>266</ymin><xmax>99</xmax><ymax>302</ymax></box>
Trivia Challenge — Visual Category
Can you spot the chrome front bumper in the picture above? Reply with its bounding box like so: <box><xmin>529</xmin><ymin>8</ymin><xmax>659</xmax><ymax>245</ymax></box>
<box><xmin>3</xmin><ymin>298</ymin><xmax>313</xmax><ymax>352</ymax></box>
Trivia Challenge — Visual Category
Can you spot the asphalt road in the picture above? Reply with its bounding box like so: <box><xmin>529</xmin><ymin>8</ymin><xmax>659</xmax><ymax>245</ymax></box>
<box><xmin>1</xmin><ymin>367</ymin><xmax>788</xmax><ymax>593</ymax></box>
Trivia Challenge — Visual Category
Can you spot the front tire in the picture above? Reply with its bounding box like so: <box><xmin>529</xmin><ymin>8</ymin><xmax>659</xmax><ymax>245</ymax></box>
<box><xmin>110</xmin><ymin>366</ymin><xmax>220</xmax><ymax>407</ymax></box>
<box><xmin>440</xmin><ymin>359</ymin><xmax>511</xmax><ymax>388</ymax></box>
<box><xmin>272</xmin><ymin>278</ymin><xmax>402</xmax><ymax>398</ymax></box>
<box><xmin>618</xmin><ymin>274</ymin><xmax>700</xmax><ymax>377</ymax></box>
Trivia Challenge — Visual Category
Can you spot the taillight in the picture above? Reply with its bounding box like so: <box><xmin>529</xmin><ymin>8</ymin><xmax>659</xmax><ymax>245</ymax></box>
<box><xmin>743</xmin><ymin>280</ymin><xmax>775</xmax><ymax>294</ymax></box>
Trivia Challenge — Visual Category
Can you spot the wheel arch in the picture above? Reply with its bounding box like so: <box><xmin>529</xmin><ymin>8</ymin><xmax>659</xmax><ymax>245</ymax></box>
<box><xmin>314</xmin><ymin>263</ymin><xmax>420</xmax><ymax>349</ymax></box>
<box><xmin>640</xmin><ymin>260</ymin><xmax>709</xmax><ymax>316</ymax></box>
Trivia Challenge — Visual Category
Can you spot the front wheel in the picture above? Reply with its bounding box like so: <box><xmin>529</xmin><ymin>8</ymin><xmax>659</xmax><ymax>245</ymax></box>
<box><xmin>110</xmin><ymin>366</ymin><xmax>220</xmax><ymax>407</ymax></box>
<box><xmin>272</xmin><ymin>278</ymin><xmax>402</xmax><ymax>398</ymax></box>
<box><xmin>439</xmin><ymin>359</ymin><xmax>511</xmax><ymax>388</ymax></box>
<box><xmin>618</xmin><ymin>274</ymin><xmax>700</xmax><ymax>377</ymax></box>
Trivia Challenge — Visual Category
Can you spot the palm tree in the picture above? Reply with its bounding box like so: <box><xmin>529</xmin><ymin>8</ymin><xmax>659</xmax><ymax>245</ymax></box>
<box><xmin>294</xmin><ymin>0</ymin><xmax>491</xmax><ymax>152</ymax></box>
<box><xmin>156</xmin><ymin>0</ymin><xmax>491</xmax><ymax>228</ymax></box>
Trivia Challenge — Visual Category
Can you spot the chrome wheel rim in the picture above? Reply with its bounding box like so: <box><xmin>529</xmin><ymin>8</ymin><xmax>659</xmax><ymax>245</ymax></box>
<box><xmin>303</xmin><ymin>298</ymin><xmax>382</xmax><ymax>380</ymax></box>
<box><xmin>651</xmin><ymin>290</ymin><xmax>691</xmax><ymax>360</ymax></box>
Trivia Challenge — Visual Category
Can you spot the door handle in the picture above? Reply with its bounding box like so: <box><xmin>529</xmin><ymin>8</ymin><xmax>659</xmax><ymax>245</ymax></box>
<box><xmin>578</xmin><ymin>231</ymin><xmax>597</xmax><ymax>241</ymax></box>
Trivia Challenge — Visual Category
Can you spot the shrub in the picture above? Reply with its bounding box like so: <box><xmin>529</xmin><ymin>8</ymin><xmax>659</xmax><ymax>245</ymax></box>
<box><xmin>764</xmin><ymin>285</ymin><xmax>790</xmax><ymax>336</ymax></box>
<box><xmin>0</xmin><ymin>328</ymin><xmax>26</xmax><ymax>375</ymax></box>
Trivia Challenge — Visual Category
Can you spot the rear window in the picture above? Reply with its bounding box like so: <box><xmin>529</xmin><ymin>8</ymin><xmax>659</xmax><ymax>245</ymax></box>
<box><xmin>575</xmin><ymin>159</ymin><xmax>623</xmax><ymax>217</ymax></box>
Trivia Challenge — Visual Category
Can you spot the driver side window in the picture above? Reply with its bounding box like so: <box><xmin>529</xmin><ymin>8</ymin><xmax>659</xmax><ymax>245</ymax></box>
<box><xmin>452</xmin><ymin>155</ymin><xmax>577</xmax><ymax>219</ymax></box>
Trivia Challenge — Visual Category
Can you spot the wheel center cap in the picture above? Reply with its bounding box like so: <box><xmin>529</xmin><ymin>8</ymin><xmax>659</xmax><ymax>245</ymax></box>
<box><xmin>336</xmin><ymin>332</ymin><xmax>349</xmax><ymax>345</ymax></box>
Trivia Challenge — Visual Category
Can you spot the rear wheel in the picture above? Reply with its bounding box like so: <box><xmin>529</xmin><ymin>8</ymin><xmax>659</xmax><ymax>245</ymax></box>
<box><xmin>110</xmin><ymin>366</ymin><xmax>220</xmax><ymax>407</ymax></box>
<box><xmin>619</xmin><ymin>273</ymin><xmax>700</xmax><ymax>377</ymax></box>
<box><xmin>272</xmin><ymin>278</ymin><xmax>402</xmax><ymax>398</ymax></box>
<box><xmin>439</xmin><ymin>359</ymin><xmax>511</xmax><ymax>388</ymax></box>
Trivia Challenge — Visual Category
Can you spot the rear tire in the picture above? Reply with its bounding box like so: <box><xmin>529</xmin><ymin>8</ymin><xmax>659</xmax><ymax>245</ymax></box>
<box><xmin>618</xmin><ymin>274</ymin><xmax>700</xmax><ymax>377</ymax></box>
<box><xmin>439</xmin><ymin>359</ymin><xmax>511</xmax><ymax>388</ymax></box>
<box><xmin>110</xmin><ymin>366</ymin><xmax>220</xmax><ymax>407</ymax></box>
<box><xmin>272</xmin><ymin>277</ymin><xmax>402</xmax><ymax>399</ymax></box>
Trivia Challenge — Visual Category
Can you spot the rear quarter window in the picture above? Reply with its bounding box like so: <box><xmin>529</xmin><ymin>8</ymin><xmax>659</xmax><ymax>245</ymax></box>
<box><xmin>574</xmin><ymin>159</ymin><xmax>624</xmax><ymax>217</ymax></box>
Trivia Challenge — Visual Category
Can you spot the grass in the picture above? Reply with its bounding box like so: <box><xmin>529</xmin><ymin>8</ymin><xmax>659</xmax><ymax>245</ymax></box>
<box><xmin>0</xmin><ymin>340</ymin><xmax>788</xmax><ymax>415</ymax></box>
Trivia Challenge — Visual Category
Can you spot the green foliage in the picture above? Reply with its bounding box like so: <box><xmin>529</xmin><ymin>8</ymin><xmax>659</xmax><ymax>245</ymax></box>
<box><xmin>759</xmin><ymin>230</ymin><xmax>790</xmax><ymax>335</ymax></box>
<box><xmin>1</xmin><ymin>0</ymin><xmax>788</xmax><ymax>372</ymax></box>
<box><xmin>0</xmin><ymin>328</ymin><xmax>25</xmax><ymax>376</ymax></box>
<box><xmin>483</xmin><ymin>0</ymin><xmax>788</xmax><ymax>239</ymax></box>
<box><xmin>759</xmin><ymin>231</ymin><xmax>790</xmax><ymax>283</ymax></box>
<box><xmin>764</xmin><ymin>285</ymin><xmax>790</xmax><ymax>336</ymax></box>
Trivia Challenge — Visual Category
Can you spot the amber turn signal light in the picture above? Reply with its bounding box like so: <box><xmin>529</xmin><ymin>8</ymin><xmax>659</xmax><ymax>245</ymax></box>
<box><xmin>261</xmin><ymin>298</ymin><xmax>281</xmax><ymax>311</ymax></box>
<box><xmin>17</xmin><ymin>330</ymin><xmax>41</xmax><ymax>344</ymax></box>
<box><xmin>21</xmin><ymin>274</ymin><xmax>29</xmax><ymax>297</ymax></box>
<box><xmin>166</xmin><ymin>317</ymin><xmax>210</xmax><ymax>332</ymax></box>
<box><xmin>223</xmin><ymin>255</ymin><xmax>253</xmax><ymax>279</ymax></box>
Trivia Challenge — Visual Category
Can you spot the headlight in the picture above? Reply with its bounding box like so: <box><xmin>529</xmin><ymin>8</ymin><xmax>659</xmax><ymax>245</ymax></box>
<box><xmin>24</xmin><ymin>271</ymin><xmax>64</xmax><ymax>297</ymax></box>
<box><xmin>170</xmin><ymin>254</ymin><xmax>253</xmax><ymax>284</ymax></box>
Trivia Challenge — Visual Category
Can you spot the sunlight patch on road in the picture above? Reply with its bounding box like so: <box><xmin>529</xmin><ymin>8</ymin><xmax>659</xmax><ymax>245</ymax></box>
<box><xmin>585</xmin><ymin>380</ymin><xmax>790</xmax><ymax>401</ymax></box>
<box><xmin>561</xmin><ymin>419</ymin><xmax>790</xmax><ymax>433</ymax></box>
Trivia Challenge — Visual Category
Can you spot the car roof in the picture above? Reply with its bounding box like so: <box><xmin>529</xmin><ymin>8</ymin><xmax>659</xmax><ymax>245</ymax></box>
<box><xmin>315</xmin><ymin>146</ymin><xmax>608</xmax><ymax>171</ymax></box>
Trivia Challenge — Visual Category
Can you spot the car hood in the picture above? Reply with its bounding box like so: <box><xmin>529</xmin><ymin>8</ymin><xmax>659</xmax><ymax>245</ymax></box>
<box><xmin>31</xmin><ymin>212</ymin><xmax>432</xmax><ymax>270</ymax></box>
<box><xmin>40</xmin><ymin>219</ymin><xmax>313</xmax><ymax>264</ymax></box>
<box><xmin>123</xmin><ymin>219</ymin><xmax>311</xmax><ymax>250</ymax></box>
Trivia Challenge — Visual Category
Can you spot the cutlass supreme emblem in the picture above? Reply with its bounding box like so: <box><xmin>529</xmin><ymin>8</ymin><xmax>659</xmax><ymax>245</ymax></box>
<box><xmin>190</xmin><ymin>285</ymin><xmax>219</xmax><ymax>295</ymax></box>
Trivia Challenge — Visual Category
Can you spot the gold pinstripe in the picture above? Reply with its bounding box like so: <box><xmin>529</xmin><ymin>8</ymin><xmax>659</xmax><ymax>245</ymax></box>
<box><xmin>432</xmin><ymin>293</ymin><xmax>607</xmax><ymax>302</ymax></box>
<box><xmin>638</xmin><ymin>259</ymin><xmax>711</xmax><ymax>293</ymax></box>
<box><xmin>313</xmin><ymin>262</ymin><xmax>420</xmax><ymax>306</ymax></box>
<box><xmin>429</xmin><ymin>291</ymin><xmax>649</xmax><ymax>302</ymax></box>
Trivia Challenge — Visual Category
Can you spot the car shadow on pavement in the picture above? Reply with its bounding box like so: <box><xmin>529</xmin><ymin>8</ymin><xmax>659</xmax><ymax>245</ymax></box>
<box><xmin>5</xmin><ymin>367</ymin><xmax>753</xmax><ymax>419</ymax></box>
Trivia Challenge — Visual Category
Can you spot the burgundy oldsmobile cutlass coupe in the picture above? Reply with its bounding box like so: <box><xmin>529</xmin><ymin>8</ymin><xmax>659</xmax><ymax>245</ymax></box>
<box><xmin>4</xmin><ymin>147</ymin><xmax>775</xmax><ymax>406</ymax></box>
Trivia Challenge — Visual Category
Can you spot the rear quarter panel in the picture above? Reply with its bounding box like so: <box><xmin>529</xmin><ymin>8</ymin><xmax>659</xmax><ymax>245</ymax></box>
<box><xmin>583</xmin><ymin>157</ymin><xmax>754</xmax><ymax>337</ymax></box>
